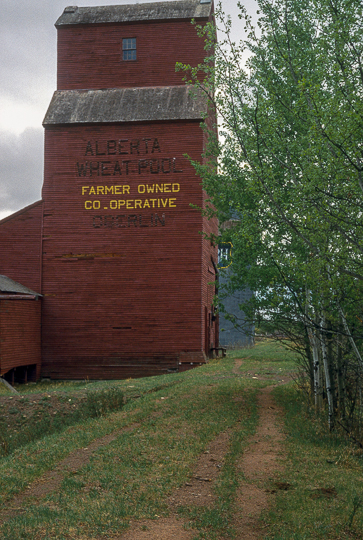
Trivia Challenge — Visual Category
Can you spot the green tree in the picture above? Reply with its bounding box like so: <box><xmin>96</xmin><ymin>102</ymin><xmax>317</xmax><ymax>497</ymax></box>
<box><xmin>180</xmin><ymin>0</ymin><xmax>363</xmax><ymax>433</ymax></box>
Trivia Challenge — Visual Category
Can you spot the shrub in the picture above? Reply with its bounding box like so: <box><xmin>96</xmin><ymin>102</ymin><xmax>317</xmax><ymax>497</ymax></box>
<box><xmin>83</xmin><ymin>387</ymin><xmax>124</xmax><ymax>418</ymax></box>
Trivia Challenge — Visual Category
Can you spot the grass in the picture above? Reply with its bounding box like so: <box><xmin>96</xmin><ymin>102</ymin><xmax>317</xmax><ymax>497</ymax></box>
<box><xmin>265</xmin><ymin>385</ymin><xmax>363</xmax><ymax>539</ymax></box>
<box><xmin>0</xmin><ymin>386</ymin><xmax>125</xmax><ymax>456</ymax></box>
<box><xmin>227</xmin><ymin>338</ymin><xmax>301</xmax><ymax>364</ymax></box>
<box><xmin>0</xmin><ymin>360</ymin><xmax>258</xmax><ymax>539</ymax></box>
<box><xmin>0</xmin><ymin>340</ymin><xmax>362</xmax><ymax>539</ymax></box>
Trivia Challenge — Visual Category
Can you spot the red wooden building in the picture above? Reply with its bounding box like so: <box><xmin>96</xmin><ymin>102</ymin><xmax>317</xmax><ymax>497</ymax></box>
<box><xmin>0</xmin><ymin>0</ymin><xmax>218</xmax><ymax>380</ymax></box>
<box><xmin>0</xmin><ymin>276</ymin><xmax>42</xmax><ymax>384</ymax></box>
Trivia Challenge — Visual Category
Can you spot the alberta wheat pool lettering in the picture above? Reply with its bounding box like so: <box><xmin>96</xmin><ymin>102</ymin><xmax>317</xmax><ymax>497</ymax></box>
<box><xmin>78</xmin><ymin>138</ymin><xmax>182</xmax><ymax>228</ymax></box>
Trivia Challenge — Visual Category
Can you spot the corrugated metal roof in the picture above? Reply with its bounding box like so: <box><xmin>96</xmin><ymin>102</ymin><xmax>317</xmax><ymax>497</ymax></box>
<box><xmin>55</xmin><ymin>0</ymin><xmax>212</xmax><ymax>27</ymax></box>
<box><xmin>43</xmin><ymin>86</ymin><xmax>208</xmax><ymax>125</ymax></box>
<box><xmin>0</xmin><ymin>275</ymin><xmax>42</xmax><ymax>297</ymax></box>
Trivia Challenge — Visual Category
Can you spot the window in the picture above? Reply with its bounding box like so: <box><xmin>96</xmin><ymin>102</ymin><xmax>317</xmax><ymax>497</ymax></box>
<box><xmin>218</xmin><ymin>242</ymin><xmax>233</xmax><ymax>269</ymax></box>
<box><xmin>122</xmin><ymin>38</ymin><xmax>136</xmax><ymax>61</ymax></box>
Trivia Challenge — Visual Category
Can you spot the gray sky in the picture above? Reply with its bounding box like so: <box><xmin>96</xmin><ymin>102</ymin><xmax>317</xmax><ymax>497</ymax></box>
<box><xmin>0</xmin><ymin>0</ymin><xmax>257</xmax><ymax>219</ymax></box>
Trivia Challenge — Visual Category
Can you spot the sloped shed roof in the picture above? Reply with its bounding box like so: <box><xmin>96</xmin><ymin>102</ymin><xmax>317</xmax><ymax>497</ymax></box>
<box><xmin>55</xmin><ymin>0</ymin><xmax>212</xmax><ymax>27</ymax></box>
<box><xmin>43</xmin><ymin>86</ymin><xmax>208</xmax><ymax>125</ymax></box>
<box><xmin>0</xmin><ymin>275</ymin><xmax>42</xmax><ymax>298</ymax></box>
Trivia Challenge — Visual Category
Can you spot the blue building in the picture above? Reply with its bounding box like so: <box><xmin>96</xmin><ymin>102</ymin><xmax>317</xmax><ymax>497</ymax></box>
<box><xmin>218</xmin><ymin>240</ymin><xmax>254</xmax><ymax>348</ymax></box>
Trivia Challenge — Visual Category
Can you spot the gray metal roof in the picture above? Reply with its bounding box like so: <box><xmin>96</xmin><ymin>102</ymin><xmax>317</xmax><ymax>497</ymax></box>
<box><xmin>0</xmin><ymin>275</ymin><xmax>42</xmax><ymax>297</ymax></box>
<box><xmin>55</xmin><ymin>0</ymin><xmax>212</xmax><ymax>27</ymax></box>
<box><xmin>43</xmin><ymin>86</ymin><xmax>208</xmax><ymax>125</ymax></box>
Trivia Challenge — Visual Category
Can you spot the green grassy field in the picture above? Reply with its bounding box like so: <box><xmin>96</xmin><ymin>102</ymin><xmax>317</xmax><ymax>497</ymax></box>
<box><xmin>0</xmin><ymin>341</ymin><xmax>362</xmax><ymax>539</ymax></box>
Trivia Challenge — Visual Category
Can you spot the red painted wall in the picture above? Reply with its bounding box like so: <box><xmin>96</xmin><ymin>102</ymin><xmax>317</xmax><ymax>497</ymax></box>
<box><xmin>0</xmin><ymin>202</ymin><xmax>43</xmax><ymax>292</ymax></box>
<box><xmin>0</xmin><ymin>4</ymin><xmax>218</xmax><ymax>380</ymax></box>
<box><xmin>57</xmin><ymin>20</ymin><xmax>207</xmax><ymax>90</ymax></box>
<box><xmin>0</xmin><ymin>298</ymin><xmax>41</xmax><ymax>380</ymax></box>
<box><xmin>42</xmin><ymin>121</ymin><xmax>217</xmax><ymax>378</ymax></box>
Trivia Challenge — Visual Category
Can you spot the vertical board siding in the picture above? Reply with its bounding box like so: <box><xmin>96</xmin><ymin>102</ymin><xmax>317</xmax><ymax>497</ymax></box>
<box><xmin>0</xmin><ymin>299</ymin><xmax>41</xmax><ymax>378</ymax></box>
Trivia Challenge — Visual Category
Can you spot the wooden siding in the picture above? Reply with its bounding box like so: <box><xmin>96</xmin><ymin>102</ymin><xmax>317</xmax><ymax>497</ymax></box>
<box><xmin>41</xmin><ymin>121</ymin><xmax>217</xmax><ymax>379</ymax></box>
<box><xmin>0</xmin><ymin>2</ymin><xmax>218</xmax><ymax>380</ymax></box>
<box><xmin>0</xmin><ymin>202</ymin><xmax>43</xmax><ymax>292</ymax></box>
<box><xmin>57</xmin><ymin>20</ymin><xmax>207</xmax><ymax>91</ymax></box>
<box><xmin>0</xmin><ymin>298</ymin><xmax>41</xmax><ymax>379</ymax></box>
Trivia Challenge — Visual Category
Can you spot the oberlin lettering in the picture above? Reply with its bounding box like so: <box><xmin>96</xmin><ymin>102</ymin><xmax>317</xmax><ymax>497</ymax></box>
<box><xmin>92</xmin><ymin>213</ymin><xmax>166</xmax><ymax>228</ymax></box>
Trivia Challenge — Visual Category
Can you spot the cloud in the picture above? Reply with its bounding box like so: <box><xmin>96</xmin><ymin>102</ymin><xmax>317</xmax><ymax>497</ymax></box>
<box><xmin>0</xmin><ymin>0</ymin><xmax>257</xmax><ymax>220</ymax></box>
<box><xmin>0</xmin><ymin>2</ymin><xmax>58</xmax><ymax>104</ymax></box>
<box><xmin>0</xmin><ymin>127</ymin><xmax>43</xmax><ymax>213</ymax></box>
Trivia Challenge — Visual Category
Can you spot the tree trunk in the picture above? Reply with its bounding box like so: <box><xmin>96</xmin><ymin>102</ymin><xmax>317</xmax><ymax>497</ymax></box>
<box><xmin>308</xmin><ymin>325</ymin><xmax>322</xmax><ymax>411</ymax></box>
<box><xmin>321</xmin><ymin>316</ymin><xmax>335</xmax><ymax>430</ymax></box>
<box><xmin>336</xmin><ymin>335</ymin><xmax>346</xmax><ymax>420</ymax></box>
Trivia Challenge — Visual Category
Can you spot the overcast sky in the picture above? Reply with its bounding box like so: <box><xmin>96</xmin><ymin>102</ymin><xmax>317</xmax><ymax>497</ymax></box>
<box><xmin>0</xmin><ymin>0</ymin><xmax>257</xmax><ymax>220</ymax></box>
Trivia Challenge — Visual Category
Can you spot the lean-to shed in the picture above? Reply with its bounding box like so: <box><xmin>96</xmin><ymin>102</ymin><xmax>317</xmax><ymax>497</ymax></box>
<box><xmin>0</xmin><ymin>275</ymin><xmax>42</xmax><ymax>384</ymax></box>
